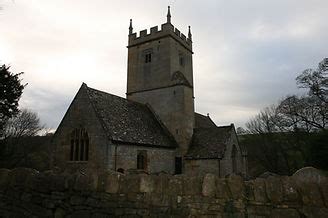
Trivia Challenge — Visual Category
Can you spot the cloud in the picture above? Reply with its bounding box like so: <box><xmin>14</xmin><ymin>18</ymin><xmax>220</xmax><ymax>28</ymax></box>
<box><xmin>0</xmin><ymin>0</ymin><xmax>327</xmax><ymax>129</ymax></box>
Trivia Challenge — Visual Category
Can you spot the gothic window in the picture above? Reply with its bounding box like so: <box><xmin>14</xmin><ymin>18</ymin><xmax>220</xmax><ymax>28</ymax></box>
<box><xmin>231</xmin><ymin>144</ymin><xmax>237</xmax><ymax>173</ymax></box>
<box><xmin>145</xmin><ymin>53</ymin><xmax>152</xmax><ymax>63</ymax></box>
<box><xmin>137</xmin><ymin>150</ymin><xmax>147</xmax><ymax>170</ymax></box>
<box><xmin>69</xmin><ymin>128</ymin><xmax>89</xmax><ymax>161</ymax></box>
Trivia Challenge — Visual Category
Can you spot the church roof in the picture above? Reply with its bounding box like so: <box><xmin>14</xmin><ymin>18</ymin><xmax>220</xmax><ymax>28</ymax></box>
<box><xmin>185</xmin><ymin>125</ymin><xmax>233</xmax><ymax>159</ymax></box>
<box><xmin>84</xmin><ymin>84</ymin><xmax>176</xmax><ymax>148</ymax></box>
<box><xmin>195</xmin><ymin>112</ymin><xmax>217</xmax><ymax>128</ymax></box>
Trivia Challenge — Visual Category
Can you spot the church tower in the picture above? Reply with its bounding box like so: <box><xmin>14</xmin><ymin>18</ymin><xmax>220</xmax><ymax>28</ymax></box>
<box><xmin>126</xmin><ymin>7</ymin><xmax>195</xmax><ymax>156</ymax></box>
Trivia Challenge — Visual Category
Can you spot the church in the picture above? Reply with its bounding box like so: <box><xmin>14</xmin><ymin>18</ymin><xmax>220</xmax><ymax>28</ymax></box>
<box><xmin>52</xmin><ymin>7</ymin><xmax>248</xmax><ymax>177</ymax></box>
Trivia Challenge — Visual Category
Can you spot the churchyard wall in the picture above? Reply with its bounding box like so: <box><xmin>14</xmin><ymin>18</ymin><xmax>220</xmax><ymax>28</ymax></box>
<box><xmin>0</xmin><ymin>167</ymin><xmax>327</xmax><ymax>217</ymax></box>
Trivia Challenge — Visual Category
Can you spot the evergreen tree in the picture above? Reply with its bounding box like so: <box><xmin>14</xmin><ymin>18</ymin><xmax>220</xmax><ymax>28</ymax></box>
<box><xmin>0</xmin><ymin>65</ymin><xmax>25</xmax><ymax>137</ymax></box>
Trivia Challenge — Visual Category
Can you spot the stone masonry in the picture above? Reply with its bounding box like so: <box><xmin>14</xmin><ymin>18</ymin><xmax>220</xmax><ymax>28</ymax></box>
<box><xmin>126</xmin><ymin>8</ymin><xmax>195</xmax><ymax>156</ymax></box>
<box><xmin>0</xmin><ymin>167</ymin><xmax>327</xmax><ymax>217</ymax></box>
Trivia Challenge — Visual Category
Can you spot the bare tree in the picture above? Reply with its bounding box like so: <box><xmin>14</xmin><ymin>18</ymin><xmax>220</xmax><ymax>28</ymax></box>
<box><xmin>275</xmin><ymin>59</ymin><xmax>327</xmax><ymax>132</ymax></box>
<box><xmin>236</xmin><ymin>127</ymin><xmax>247</xmax><ymax>135</ymax></box>
<box><xmin>244</xmin><ymin>105</ymin><xmax>307</xmax><ymax>174</ymax></box>
<box><xmin>296</xmin><ymin>58</ymin><xmax>328</xmax><ymax>104</ymax></box>
<box><xmin>4</xmin><ymin>109</ymin><xmax>44</xmax><ymax>139</ymax></box>
<box><xmin>245</xmin><ymin>105</ymin><xmax>282</xmax><ymax>134</ymax></box>
<box><xmin>278</xmin><ymin>95</ymin><xmax>326</xmax><ymax>131</ymax></box>
<box><xmin>243</xmin><ymin>58</ymin><xmax>327</xmax><ymax>176</ymax></box>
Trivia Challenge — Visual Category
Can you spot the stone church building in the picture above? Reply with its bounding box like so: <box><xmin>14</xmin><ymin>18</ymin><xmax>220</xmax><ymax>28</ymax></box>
<box><xmin>52</xmin><ymin>7</ymin><xmax>248</xmax><ymax>177</ymax></box>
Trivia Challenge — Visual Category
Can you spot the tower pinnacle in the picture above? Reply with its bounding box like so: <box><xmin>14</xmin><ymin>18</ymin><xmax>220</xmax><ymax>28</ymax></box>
<box><xmin>188</xmin><ymin>26</ymin><xmax>192</xmax><ymax>40</ymax></box>
<box><xmin>129</xmin><ymin>19</ymin><xmax>133</xmax><ymax>35</ymax></box>
<box><xmin>167</xmin><ymin>6</ymin><xmax>171</xmax><ymax>23</ymax></box>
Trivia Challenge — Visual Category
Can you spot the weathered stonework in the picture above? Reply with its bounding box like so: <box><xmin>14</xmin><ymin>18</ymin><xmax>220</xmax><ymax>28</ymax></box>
<box><xmin>126</xmin><ymin>20</ymin><xmax>195</xmax><ymax>155</ymax></box>
<box><xmin>0</xmin><ymin>167</ymin><xmax>327</xmax><ymax>217</ymax></box>
<box><xmin>114</xmin><ymin>144</ymin><xmax>175</xmax><ymax>174</ymax></box>
<box><xmin>52</xmin><ymin>85</ymin><xmax>110</xmax><ymax>171</ymax></box>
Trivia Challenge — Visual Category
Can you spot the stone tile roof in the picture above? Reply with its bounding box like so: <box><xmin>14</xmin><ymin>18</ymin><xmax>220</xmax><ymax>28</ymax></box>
<box><xmin>186</xmin><ymin>126</ymin><xmax>233</xmax><ymax>159</ymax></box>
<box><xmin>84</xmin><ymin>84</ymin><xmax>176</xmax><ymax>148</ymax></box>
<box><xmin>195</xmin><ymin>113</ymin><xmax>217</xmax><ymax>128</ymax></box>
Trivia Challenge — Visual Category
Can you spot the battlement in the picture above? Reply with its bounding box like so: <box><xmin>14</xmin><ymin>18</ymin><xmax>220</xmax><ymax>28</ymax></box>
<box><xmin>128</xmin><ymin>22</ymin><xmax>192</xmax><ymax>52</ymax></box>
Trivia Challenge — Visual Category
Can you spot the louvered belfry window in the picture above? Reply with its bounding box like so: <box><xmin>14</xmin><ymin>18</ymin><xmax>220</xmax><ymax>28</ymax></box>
<box><xmin>145</xmin><ymin>53</ymin><xmax>152</xmax><ymax>63</ymax></box>
<box><xmin>70</xmin><ymin>128</ymin><xmax>89</xmax><ymax>161</ymax></box>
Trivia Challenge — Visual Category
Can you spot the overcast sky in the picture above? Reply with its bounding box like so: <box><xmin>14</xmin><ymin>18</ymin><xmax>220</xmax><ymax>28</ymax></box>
<box><xmin>0</xmin><ymin>0</ymin><xmax>327</xmax><ymax>130</ymax></box>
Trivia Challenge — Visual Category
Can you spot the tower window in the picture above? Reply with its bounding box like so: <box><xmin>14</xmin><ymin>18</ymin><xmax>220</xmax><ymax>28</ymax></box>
<box><xmin>69</xmin><ymin>128</ymin><xmax>89</xmax><ymax>161</ymax></box>
<box><xmin>145</xmin><ymin>53</ymin><xmax>152</xmax><ymax>63</ymax></box>
<box><xmin>179</xmin><ymin>53</ymin><xmax>185</xmax><ymax>66</ymax></box>
<box><xmin>137</xmin><ymin>150</ymin><xmax>147</xmax><ymax>170</ymax></box>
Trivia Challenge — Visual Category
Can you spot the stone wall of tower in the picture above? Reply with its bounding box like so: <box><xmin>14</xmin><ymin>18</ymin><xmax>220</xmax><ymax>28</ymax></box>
<box><xmin>126</xmin><ymin>35</ymin><xmax>172</xmax><ymax>93</ymax></box>
<box><xmin>126</xmin><ymin>23</ymin><xmax>195</xmax><ymax>155</ymax></box>
<box><xmin>127</xmin><ymin>23</ymin><xmax>193</xmax><ymax>93</ymax></box>
<box><xmin>129</xmin><ymin>86</ymin><xmax>194</xmax><ymax>155</ymax></box>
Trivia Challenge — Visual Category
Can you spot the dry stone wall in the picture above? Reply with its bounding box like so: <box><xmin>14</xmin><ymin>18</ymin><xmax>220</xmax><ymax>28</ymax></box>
<box><xmin>0</xmin><ymin>167</ymin><xmax>327</xmax><ymax>217</ymax></box>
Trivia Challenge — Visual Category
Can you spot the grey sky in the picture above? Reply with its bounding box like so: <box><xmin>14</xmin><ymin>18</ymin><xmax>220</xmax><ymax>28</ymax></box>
<box><xmin>1</xmin><ymin>0</ymin><xmax>327</xmax><ymax>130</ymax></box>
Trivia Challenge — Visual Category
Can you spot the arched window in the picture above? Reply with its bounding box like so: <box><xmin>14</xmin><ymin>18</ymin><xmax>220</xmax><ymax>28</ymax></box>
<box><xmin>232</xmin><ymin>144</ymin><xmax>237</xmax><ymax>173</ymax></box>
<box><xmin>137</xmin><ymin>151</ymin><xmax>147</xmax><ymax>170</ymax></box>
<box><xmin>70</xmin><ymin>128</ymin><xmax>89</xmax><ymax>161</ymax></box>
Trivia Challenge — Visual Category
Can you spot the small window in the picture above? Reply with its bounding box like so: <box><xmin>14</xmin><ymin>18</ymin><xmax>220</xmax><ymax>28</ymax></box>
<box><xmin>69</xmin><ymin>128</ymin><xmax>89</xmax><ymax>161</ymax></box>
<box><xmin>137</xmin><ymin>150</ymin><xmax>147</xmax><ymax>170</ymax></box>
<box><xmin>175</xmin><ymin>157</ymin><xmax>182</xmax><ymax>174</ymax></box>
<box><xmin>145</xmin><ymin>53</ymin><xmax>152</xmax><ymax>63</ymax></box>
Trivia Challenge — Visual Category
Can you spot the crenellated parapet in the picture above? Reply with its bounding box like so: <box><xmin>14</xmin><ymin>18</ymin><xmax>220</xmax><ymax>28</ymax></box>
<box><xmin>128</xmin><ymin>23</ymin><xmax>192</xmax><ymax>52</ymax></box>
<box><xmin>128</xmin><ymin>6</ymin><xmax>192</xmax><ymax>52</ymax></box>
